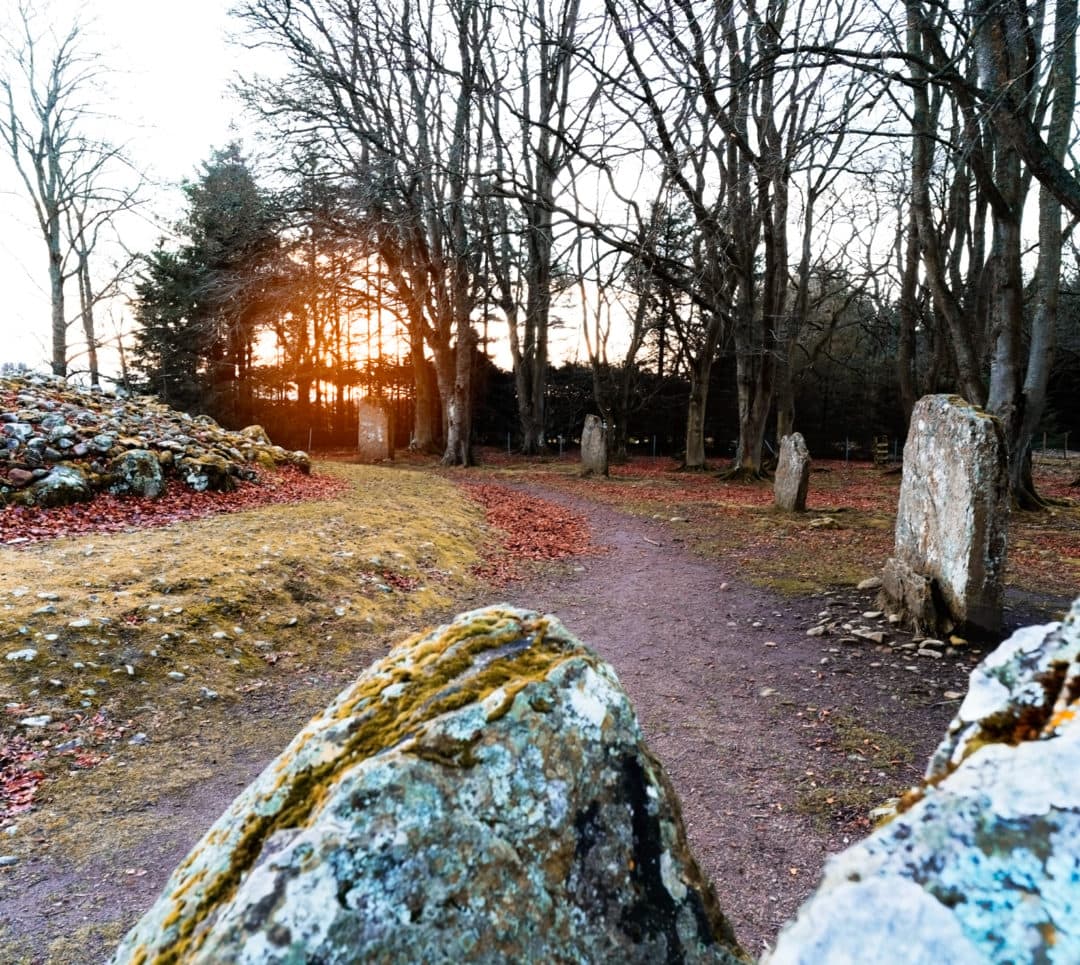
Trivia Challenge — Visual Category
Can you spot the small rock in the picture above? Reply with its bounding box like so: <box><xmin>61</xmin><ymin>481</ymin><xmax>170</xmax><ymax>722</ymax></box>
<box><xmin>764</xmin><ymin>641</ymin><xmax>777</xmax><ymax>648</ymax></box>
<box><xmin>809</xmin><ymin>516</ymin><xmax>838</xmax><ymax>529</ymax></box>
<box><xmin>919</xmin><ymin>639</ymin><xmax>946</xmax><ymax>652</ymax></box>
<box><xmin>0</xmin><ymin>856</ymin><xmax>19</xmax><ymax>867</ymax></box>
<box><xmin>917</xmin><ymin>649</ymin><xmax>943</xmax><ymax>659</ymax></box>
<box><xmin>853</xmin><ymin>629</ymin><xmax>888</xmax><ymax>644</ymax></box>
<box><xmin>5</xmin><ymin>648</ymin><xmax>38</xmax><ymax>663</ymax></box>
<box><xmin>129</xmin><ymin>733</ymin><xmax>150</xmax><ymax>746</ymax></box>
<box><xmin>199</xmin><ymin>687</ymin><xmax>219</xmax><ymax>701</ymax></box>
<box><xmin>862</xmin><ymin>611</ymin><xmax>884</xmax><ymax>620</ymax></box>
<box><xmin>759</xmin><ymin>687</ymin><xmax>777</xmax><ymax>697</ymax></box>
<box><xmin>68</xmin><ymin>618</ymin><xmax>92</xmax><ymax>628</ymax></box>
<box><xmin>167</xmin><ymin>671</ymin><xmax>186</xmax><ymax>681</ymax></box>
<box><xmin>943</xmin><ymin>690</ymin><xmax>964</xmax><ymax>700</ymax></box>
<box><xmin>20</xmin><ymin>715</ymin><xmax>52</xmax><ymax>728</ymax></box>
<box><xmin>56</xmin><ymin>737</ymin><xmax>83</xmax><ymax>752</ymax></box>
<box><xmin>857</xmin><ymin>576</ymin><xmax>884</xmax><ymax>591</ymax></box>
<box><xmin>806</xmin><ymin>626</ymin><xmax>827</xmax><ymax>637</ymax></box>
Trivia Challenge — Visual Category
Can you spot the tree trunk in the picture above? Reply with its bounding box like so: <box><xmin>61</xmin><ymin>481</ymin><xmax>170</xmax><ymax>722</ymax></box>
<box><xmin>684</xmin><ymin>361</ymin><xmax>711</xmax><ymax>470</ymax></box>
<box><xmin>410</xmin><ymin>337</ymin><xmax>437</xmax><ymax>451</ymax></box>
<box><xmin>441</xmin><ymin>321</ymin><xmax>475</xmax><ymax>467</ymax></box>
<box><xmin>1014</xmin><ymin>0</ymin><xmax>1076</xmax><ymax>507</ymax></box>
<box><xmin>49</xmin><ymin>241</ymin><xmax>66</xmax><ymax>378</ymax></box>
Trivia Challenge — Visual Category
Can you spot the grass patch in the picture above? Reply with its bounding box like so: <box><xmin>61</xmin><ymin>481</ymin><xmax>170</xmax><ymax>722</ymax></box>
<box><xmin>0</xmin><ymin>462</ymin><xmax>495</xmax><ymax>963</ymax></box>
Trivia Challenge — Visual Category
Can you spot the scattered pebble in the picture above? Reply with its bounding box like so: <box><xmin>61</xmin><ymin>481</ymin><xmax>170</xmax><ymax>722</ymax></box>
<box><xmin>20</xmin><ymin>715</ymin><xmax>52</xmax><ymax>728</ymax></box>
<box><xmin>806</xmin><ymin>626</ymin><xmax>827</xmax><ymax>637</ymax></box>
<box><xmin>68</xmin><ymin>618</ymin><xmax>92</xmax><ymax>628</ymax></box>
<box><xmin>129</xmin><ymin>733</ymin><xmax>150</xmax><ymax>746</ymax></box>
<box><xmin>5</xmin><ymin>648</ymin><xmax>38</xmax><ymax>663</ymax></box>
<box><xmin>167</xmin><ymin>671</ymin><xmax>186</xmax><ymax>681</ymax></box>
<box><xmin>0</xmin><ymin>856</ymin><xmax>19</xmax><ymax>868</ymax></box>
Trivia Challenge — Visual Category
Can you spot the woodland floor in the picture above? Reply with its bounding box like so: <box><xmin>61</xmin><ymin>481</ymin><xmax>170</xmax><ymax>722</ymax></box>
<box><xmin>0</xmin><ymin>452</ymin><xmax>1077</xmax><ymax>963</ymax></box>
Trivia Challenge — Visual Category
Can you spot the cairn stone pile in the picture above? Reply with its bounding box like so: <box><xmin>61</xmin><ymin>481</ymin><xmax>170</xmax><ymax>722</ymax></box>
<box><xmin>0</xmin><ymin>375</ymin><xmax>310</xmax><ymax>508</ymax></box>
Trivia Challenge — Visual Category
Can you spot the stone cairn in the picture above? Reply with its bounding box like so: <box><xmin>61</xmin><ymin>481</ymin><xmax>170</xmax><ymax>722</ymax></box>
<box><xmin>879</xmin><ymin>395</ymin><xmax>1010</xmax><ymax>638</ymax></box>
<box><xmin>580</xmin><ymin>414</ymin><xmax>609</xmax><ymax>477</ymax></box>
<box><xmin>773</xmin><ymin>432</ymin><xmax>810</xmax><ymax>512</ymax></box>
<box><xmin>0</xmin><ymin>375</ymin><xmax>310</xmax><ymax>509</ymax></box>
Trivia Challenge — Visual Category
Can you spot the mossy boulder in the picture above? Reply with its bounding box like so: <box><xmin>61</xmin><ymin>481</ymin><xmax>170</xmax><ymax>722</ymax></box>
<box><xmin>24</xmin><ymin>465</ymin><xmax>93</xmax><ymax>508</ymax></box>
<box><xmin>111</xmin><ymin>607</ymin><xmax>746</xmax><ymax>965</ymax></box>
<box><xmin>108</xmin><ymin>449</ymin><xmax>166</xmax><ymax>498</ymax></box>
<box><xmin>177</xmin><ymin>453</ymin><xmax>235</xmax><ymax>493</ymax></box>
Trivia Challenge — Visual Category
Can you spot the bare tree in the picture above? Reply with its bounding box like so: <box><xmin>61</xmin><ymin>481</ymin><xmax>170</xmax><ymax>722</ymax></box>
<box><xmin>1</xmin><ymin>2</ymin><xmax>141</xmax><ymax>380</ymax></box>
<box><xmin>477</xmin><ymin>0</ymin><xmax>605</xmax><ymax>454</ymax></box>
<box><xmin>236</xmin><ymin>0</ymin><xmax>489</xmax><ymax>465</ymax></box>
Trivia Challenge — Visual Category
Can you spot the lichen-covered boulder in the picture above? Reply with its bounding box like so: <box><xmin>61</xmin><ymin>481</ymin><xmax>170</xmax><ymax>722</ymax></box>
<box><xmin>767</xmin><ymin>598</ymin><xmax>1080</xmax><ymax>964</ymax></box>
<box><xmin>880</xmin><ymin>395</ymin><xmax>1009</xmax><ymax>637</ymax></box>
<box><xmin>112</xmin><ymin>607</ymin><xmax>745</xmax><ymax>965</ymax></box>
<box><xmin>108</xmin><ymin>449</ymin><xmax>166</xmax><ymax>498</ymax></box>
<box><xmin>177</xmin><ymin>453</ymin><xmax>235</xmax><ymax>492</ymax></box>
<box><xmin>24</xmin><ymin>465</ymin><xmax>92</xmax><ymax>508</ymax></box>
<box><xmin>774</xmin><ymin>432</ymin><xmax>810</xmax><ymax>512</ymax></box>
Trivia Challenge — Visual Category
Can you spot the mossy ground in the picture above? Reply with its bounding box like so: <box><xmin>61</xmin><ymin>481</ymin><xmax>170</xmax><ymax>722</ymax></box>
<box><xmin>0</xmin><ymin>462</ymin><xmax>493</xmax><ymax>964</ymax></box>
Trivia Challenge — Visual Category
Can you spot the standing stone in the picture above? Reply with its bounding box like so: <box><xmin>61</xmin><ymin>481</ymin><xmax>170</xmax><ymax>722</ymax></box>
<box><xmin>356</xmin><ymin>400</ymin><xmax>391</xmax><ymax>462</ymax></box>
<box><xmin>112</xmin><ymin>608</ymin><xmax>744</xmax><ymax>965</ymax></box>
<box><xmin>774</xmin><ymin>432</ymin><xmax>811</xmax><ymax>512</ymax></box>
<box><xmin>880</xmin><ymin>395</ymin><xmax>1009</xmax><ymax>637</ymax></box>
<box><xmin>580</xmin><ymin>414</ymin><xmax>608</xmax><ymax>477</ymax></box>
<box><xmin>767</xmin><ymin>599</ymin><xmax>1080</xmax><ymax>965</ymax></box>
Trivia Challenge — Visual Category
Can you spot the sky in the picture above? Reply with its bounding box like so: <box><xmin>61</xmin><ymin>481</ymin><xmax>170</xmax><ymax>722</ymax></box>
<box><xmin>0</xmin><ymin>0</ymin><xmax>252</xmax><ymax>375</ymax></box>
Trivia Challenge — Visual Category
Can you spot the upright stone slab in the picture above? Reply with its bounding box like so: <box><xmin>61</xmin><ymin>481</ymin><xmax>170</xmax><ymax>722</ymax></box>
<box><xmin>356</xmin><ymin>401</ymin><xmax>391</xmax><ymax>462</ymax></box>
<box><xmin>580</xmin><ymin>414</ymin><xmax>608</xmax><ymax>477</ymax></box>
<box><xmin>880</xmin><ymin>395</ymin><xmax>1009</xmax><ymax>637</ymax></box>
<box><xmin>774</xmin><ymin>432</ymin><xmax>811</xmax><ymax>512</ymax></box>
<box><xmin>767</xmin><ymin>598</ymin><xmax>1080</xmax><ymax>964</ymax></box>
<box><xmin>112</xmin><ymin>607</ymin><xmax>745</xmax><ymax>965</ymax></box>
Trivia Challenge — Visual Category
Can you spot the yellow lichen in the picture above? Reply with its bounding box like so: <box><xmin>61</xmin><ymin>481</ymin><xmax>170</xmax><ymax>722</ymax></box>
<box><xmin>134</xmin><ymin>609</ymin><xmax>583</xmax><ymax>964</ymax></box>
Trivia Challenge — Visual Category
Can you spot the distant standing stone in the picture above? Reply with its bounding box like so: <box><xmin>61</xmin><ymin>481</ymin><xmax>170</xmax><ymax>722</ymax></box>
<box><xmin>580</xmin><ymin>414</ymin><xmax>608</xmax><ymax>477</ymax></box>
<box><xmin>356</xmin><ymin>400</ymin><xmax>391</xmax><ymax>462</ymax></box>
<box><xmin>879</xmin><ymin>395</ymin><xmax>1009</xmax><ymax>637</ymax></box>
<box><xmin>774</xmin><ymin>432</ymin><xmax>811</xmax><ymax>512</ymax></box>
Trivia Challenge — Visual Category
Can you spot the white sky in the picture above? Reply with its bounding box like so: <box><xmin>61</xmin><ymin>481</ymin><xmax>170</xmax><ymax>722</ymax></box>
<box><xmin>0</xmin><ymin>0</ymin><xmax>250</xmax><ymax>375</ymax></box>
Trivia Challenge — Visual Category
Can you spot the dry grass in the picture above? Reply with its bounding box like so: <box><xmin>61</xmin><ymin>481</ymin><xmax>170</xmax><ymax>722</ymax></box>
<box><xmin>0</xmin><ymin>462</ymin><xmax>493</xmax><ymax>963</ymax></box>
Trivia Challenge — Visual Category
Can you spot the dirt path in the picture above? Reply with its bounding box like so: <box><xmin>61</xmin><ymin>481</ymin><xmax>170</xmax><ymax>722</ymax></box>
<box><xmin>473</xmin><ymin>482</ymin><xmax>974</xmax><ymax>956</ymax></box>
<box><xmin>2</xmin><ymin>478</ymin><xmax>1011</xmax><ymax>962</ymax></box>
